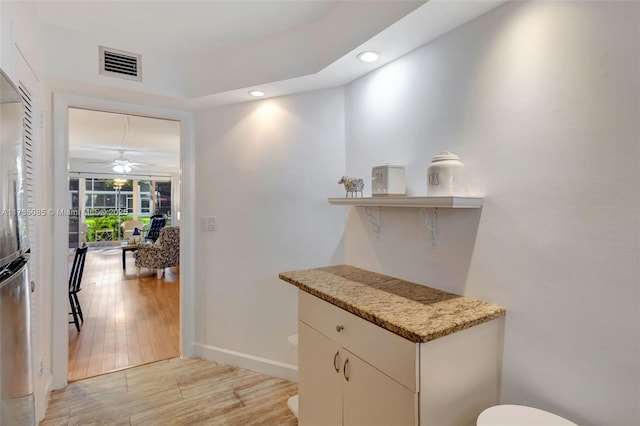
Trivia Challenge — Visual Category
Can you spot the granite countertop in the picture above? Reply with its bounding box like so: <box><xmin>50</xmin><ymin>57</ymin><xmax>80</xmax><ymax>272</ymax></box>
<box><xmin>279</xmin><ymin>264</ymin><xmax>506</xmax><ymax>344</ymax></box>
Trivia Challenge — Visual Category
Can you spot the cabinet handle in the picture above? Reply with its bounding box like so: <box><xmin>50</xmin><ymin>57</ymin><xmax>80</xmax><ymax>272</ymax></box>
<box><xmin>336</xmin><ymin>325</ymin><xmax>344</xmax><ymax>332</ymax></box>
<box><xmin>333</xmin><ymin>351</ymin><xmax>340</xmax><ymax>373</ymax></box>
<box><xmin>343</xmin><ymin>358</ymin><xmax>350</xmax><ymax>382</ymax></box>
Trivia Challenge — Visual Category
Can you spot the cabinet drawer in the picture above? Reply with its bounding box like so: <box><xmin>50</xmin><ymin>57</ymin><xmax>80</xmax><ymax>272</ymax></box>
<box><xmin>299</xmin><ymin>290</ymin><xmax>418</xmax><ymax>391</ymax></box>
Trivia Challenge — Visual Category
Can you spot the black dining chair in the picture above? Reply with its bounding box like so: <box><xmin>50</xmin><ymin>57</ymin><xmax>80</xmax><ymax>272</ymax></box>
<box><xmin>69</xmin><ymin>245</ymin><xmax>88</xmax><ymax>332</ymax></box>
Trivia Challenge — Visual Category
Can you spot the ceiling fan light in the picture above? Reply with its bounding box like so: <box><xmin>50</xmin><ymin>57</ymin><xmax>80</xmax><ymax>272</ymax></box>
<box><xmin>113</xmin><ymin>164</ymin><xmax>132</xmax><ymax>173</ymax></box>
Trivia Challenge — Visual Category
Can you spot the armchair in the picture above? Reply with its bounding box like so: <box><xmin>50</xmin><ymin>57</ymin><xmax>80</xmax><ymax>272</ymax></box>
<box><xmin>121</xmin><ymin>220</ymin><xmax>145</xmax><ymax>240</ymax></box>
<box><xmin>134</xmin><ymin>226</ymin><xmax>180</xmax><ymax>279</ymax></box>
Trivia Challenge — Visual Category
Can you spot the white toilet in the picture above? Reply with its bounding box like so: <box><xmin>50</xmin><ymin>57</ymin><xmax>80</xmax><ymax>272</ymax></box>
<box><xmin>477</xmin><ymin>405</ymin><xmax>578</xmax><ymax>426</ymax></box>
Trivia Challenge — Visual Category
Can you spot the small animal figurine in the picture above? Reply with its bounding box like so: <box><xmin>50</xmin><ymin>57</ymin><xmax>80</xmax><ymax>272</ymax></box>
<box><xmin>338</xmin><ymin>176</ymin><xmax>364</xmax><ymax>198</ymax></box>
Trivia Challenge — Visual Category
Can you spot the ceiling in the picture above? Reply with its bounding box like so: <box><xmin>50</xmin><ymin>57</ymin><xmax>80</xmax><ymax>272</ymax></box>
<box><xmin>46</xmin><ymin>0</ymin><xmax>508</xmax><ymax>176</ymax></box>
<box><xmin>33</xmin><ymin>1</ymin><xmax>338</xmax><ymax>56</ymax></box>
<box><xmin>68</xmin><ymin>108</ymin><xmax>181</xmax><ymax>176</ymax></box>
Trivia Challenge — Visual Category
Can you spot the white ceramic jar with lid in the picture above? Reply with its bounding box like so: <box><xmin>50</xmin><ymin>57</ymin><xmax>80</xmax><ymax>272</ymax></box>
<box><xmin>426</xmin><ymin>151</ymin><xmax>466</xmax><ymax>196</ymax></box>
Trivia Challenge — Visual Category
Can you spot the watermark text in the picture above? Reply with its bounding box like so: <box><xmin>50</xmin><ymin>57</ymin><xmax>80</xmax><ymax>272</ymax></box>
<box><xmin>2</xmin><ymin>208</ymin><xmax>129</xmax><ymax>217</ymax></box>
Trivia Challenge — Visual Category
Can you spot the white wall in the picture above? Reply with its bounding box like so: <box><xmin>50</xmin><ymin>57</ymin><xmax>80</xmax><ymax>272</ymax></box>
<box><xmin>3</xmin><ymin>1</ymin><xmax>638</xmax><ymax>424</ymax></box>
<box><xmin>0</xmin><ymin>1</ymin><xmax>53</xmax><ymax>421</ymax></box>
<box><xmin>193</xmin><ymin>88</ymin><xmax>346</xmax><ymax>379</ymax></box>
<box><xmin>344</xmin><ymin>1</ymin><xmax>639</xmax><ymax>425</ymax></box>
<box><xmin>2</xmin><ymin>5</ymin><xmax>196</xmax><ymax>420</ymax></box>
<box><xmin>42</xmin><ymin>24</ymin><xmax>185</xmax><ymax>99</ymax></box>
<box><xmin>0</xmin><ymin>2</ymin><xmax>43</xmax><ymax>79</ymax></box>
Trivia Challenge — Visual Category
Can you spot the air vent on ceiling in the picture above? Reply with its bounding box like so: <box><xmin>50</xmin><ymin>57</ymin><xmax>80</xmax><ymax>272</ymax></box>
<box><xmin>99</xmin><ymin>46</ymin><xmax>142</xmax><ymax>82</ymax></box>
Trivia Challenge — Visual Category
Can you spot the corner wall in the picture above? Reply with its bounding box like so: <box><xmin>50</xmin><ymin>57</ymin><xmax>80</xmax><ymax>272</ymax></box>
<box><xmin>193</xmin><ymin>88</ymin><xmax>346</xmax><ymax>379</ymax></box>
<box><xmin>1</xmin><ymin>1</ymin><xmax>53</xmax><ymax>421</ymax></box>
<box><xmin>344</xmin><ymin>1</ymin><xmax>639</xmax><ymax>425</ymax></box>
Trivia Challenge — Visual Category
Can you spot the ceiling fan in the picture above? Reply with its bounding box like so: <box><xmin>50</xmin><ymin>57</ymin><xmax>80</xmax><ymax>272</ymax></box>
<box><xmin>88</xmin><ymin>149</ymin><xmax>144</xmax><ymax>173</ymax></box>
<box><xmin>110</xmin><ymin>149</ymin><xmax>142</xmax><ymax>173</ymax></box>
<box><xmin>84</xmin><ymin>116</ymin><xmax>151</xmax><ymax>173</ymax></box>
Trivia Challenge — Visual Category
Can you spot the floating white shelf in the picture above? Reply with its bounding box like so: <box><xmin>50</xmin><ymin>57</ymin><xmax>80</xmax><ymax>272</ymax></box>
<box><xmin>327</xmin><ymin>196</ymin><xmax>483</xmax><ymax>208</ymax></box>
<box><xmin>328</xmin><ymin>196</ymin><xmax>483</xmax><ymax>247</ymax></box>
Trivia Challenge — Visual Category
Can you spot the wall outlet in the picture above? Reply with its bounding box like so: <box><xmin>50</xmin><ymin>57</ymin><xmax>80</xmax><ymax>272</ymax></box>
<box><xmin>38</xmin><ymin>358</ymin><xmax>44</xmax><ymax>376</ymax></box>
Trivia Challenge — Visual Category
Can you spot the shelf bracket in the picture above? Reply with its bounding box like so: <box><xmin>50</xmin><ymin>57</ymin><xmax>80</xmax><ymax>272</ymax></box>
<box><xmin>364</xmin><ymin>206</ymin><xmax>382</xmax><ymax>239</ymax></box>
<box><xmin>420</xmin><ymin>208</ymin><xmax>438</xmax><ymax>248</ymax></box>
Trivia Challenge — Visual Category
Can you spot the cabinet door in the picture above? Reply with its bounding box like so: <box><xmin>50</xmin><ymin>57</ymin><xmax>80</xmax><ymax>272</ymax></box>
<box><xmin>299</xmin><ymin>321</ymin><xmax>343</xmax><ymax>426</ymax></box>
<box><xmin>342</xmin><ymin>349</ymin><xmax>417</xmax><ymax>426</ymax></box>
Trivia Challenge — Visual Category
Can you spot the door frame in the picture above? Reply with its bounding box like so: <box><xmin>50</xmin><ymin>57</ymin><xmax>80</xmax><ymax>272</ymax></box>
<box><xmin>51</xmin><ymin>93</ymin><xmax>195</xmax><ymax>389</ymax></box>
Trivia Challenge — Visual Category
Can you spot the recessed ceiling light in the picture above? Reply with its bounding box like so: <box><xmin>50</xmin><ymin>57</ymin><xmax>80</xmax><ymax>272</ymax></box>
<box><xmin>249</xmin><ymin>90</ymin><xmax>265</xmax><ymax>97</ymax></box>
<box><xmin>357</xmin><ymin>51</ymin><xmax>380</xmax><ymax>63</ymax></box>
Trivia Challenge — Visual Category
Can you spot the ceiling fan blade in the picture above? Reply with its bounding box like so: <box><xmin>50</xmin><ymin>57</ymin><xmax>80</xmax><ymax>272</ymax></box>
<box><xmin>73</xmin><ymin>146</ymin><xmax>150</xmax><ymax>153</ymax></box>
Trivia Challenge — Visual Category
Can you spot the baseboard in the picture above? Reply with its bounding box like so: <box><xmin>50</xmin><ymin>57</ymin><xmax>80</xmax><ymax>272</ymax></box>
<box><xmin>193</xmin><ymin>343</ymin><xmax>298</xmax><ymax>382</ymax></box>
<box><xmin>36</xmin><ymin>374</ymin><xmax>54</xmax><ymax>422</ymax></box>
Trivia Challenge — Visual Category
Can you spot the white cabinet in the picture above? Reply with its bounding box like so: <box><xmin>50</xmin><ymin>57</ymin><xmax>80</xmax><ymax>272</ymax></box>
<box><xmin>298</xmin><ymin>321</ymin><xmax>342</xmax><ymax>425</ymax></box>
<box><xmin>342</xmin><ymin>346</ymin><xmax>417</xmax><ymax>426</ymax></box>
<box><xmin>297</xmin><ymin>290</ymin><xmax>502</xmax><ymax>426</ymax></box>
<box><xmin>299</xmin><ymin>321</ymin><xmax>416</xmax><ymax>426</ymax></box>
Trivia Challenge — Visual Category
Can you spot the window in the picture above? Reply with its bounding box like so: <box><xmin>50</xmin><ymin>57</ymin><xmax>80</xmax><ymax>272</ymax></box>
<box><xmin>155</xmin><ymin>181</ymin><xmax>172</xmax><ymax>217</ymax></box>
<box><xmin>77</xmin><ymin>178</ymin><xmax>172</xmax><ymax>241</ymax></box>
<box><xmin>88</xmin><ymin>178</ymin><xmax>172</xmax><ymax>218</ymax></box>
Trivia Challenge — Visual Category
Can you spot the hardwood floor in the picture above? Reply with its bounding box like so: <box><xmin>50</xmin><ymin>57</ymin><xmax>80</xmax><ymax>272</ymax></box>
<box><xmin>41</xmin><ymin>357</ymin><xmax>299</xmax><ymax>425</ymax></box>
<box><xmin>68</xmin><ymin>246</ymin><xmax>180</xmax><ymax>382</ymax></box>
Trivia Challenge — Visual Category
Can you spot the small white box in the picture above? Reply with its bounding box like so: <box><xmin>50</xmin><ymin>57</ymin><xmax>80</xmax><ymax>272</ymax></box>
<box><xmin>372</xmin><ymin>165</ymin><xmax>406</xmax><ymax>197</ymax></box>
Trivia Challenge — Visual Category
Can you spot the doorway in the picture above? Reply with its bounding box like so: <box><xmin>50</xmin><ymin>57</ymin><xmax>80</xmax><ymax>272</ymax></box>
<box><xmin>66</xmin><ymin>110</ymin><xmax>181</xmax><ymax>381</ymax></box>
<box><xmin>52</xmin><ymin>94</ymin><xmax>195</xmax><ymax>389</ymax></box>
